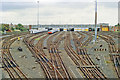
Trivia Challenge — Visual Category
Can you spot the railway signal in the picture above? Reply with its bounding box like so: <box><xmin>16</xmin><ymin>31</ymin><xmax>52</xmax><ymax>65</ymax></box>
<box><xmin>17</xmin><ymin>37</ymin><xmax>23</xmax><ymax>51</ymax></box>
<box><xmin>18</xmin><ymin>37</ymin><xmax>20</xmax><ymax>41</ymax></box>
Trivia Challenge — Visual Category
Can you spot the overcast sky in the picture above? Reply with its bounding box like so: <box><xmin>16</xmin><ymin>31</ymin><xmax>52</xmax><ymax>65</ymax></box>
<box><xmin>0</xmin><ymin>0</ymin><xmax>119</xmax><ymax>26</ymax></box>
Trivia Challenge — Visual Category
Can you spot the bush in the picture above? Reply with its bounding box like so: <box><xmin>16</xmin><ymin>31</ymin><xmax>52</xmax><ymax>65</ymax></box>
<box><xmin>20</xmin><ymin>27</ymin><xmax>27</xmax><ymax>31</ymax></box>
<box><xmin>16</xmin><ymin>26</ymin><xmax>19</xmax><ymax>30</ymax></box>
<box><xmin>11</xmin><ymin>27</ymin><xmax>14</xmax><ymax>31</ymax></box>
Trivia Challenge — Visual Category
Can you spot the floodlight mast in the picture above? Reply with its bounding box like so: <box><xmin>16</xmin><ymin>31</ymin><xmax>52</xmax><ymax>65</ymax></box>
<box><xmin>37</xmin><ymin>1</ymin><xmax>39</xmax><ymax>27</ymax></box>
<box><xmin>94</xmin><ymin>0</ymin><xmax>98</xmax><ymax>42</ymax></box>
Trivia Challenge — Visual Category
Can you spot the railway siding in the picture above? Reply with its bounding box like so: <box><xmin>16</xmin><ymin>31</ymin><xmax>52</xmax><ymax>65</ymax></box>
<box><xmin>58</xmin><ymin>34</ymin><xmax>83</xmax><ymax>78</ymax></box>
<box><xmin>86</xmin><ymin>37</ymin><xmax>118</xmax><ymax>78</ymax></box>
<box><xmin>1</xmin><ymin>33</ymin><xmax>29</xmax><ymax>79</ymax></box>
<box><xmin>98</xmin><ymin>33</ymin><xmax>120</xmax><ymax>78</ymax></box>
<box><xmin>65</xmin><ymin>31</ymin><xmax>108</xmax><ymax>79</ymax></box>
<box><xmin>1</xmin><ymin>31</ymin><xmax>119</xmax><ymax>79</ymax></box>
<box><xmin>10</xmin><ymin>38</ymin><xmax>45</xmax><ymax>78</ymax></box>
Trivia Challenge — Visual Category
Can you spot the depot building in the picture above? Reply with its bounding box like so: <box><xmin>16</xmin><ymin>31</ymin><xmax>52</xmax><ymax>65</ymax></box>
<box><xmin>30</xmin><ymin>23</ymin><xmax>109</xmax><ymax>32</ymax></box>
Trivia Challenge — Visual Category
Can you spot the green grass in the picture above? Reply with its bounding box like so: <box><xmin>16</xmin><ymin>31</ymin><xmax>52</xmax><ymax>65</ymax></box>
<box><xmin>0</xmin><ymin>31</ymin><xmax>3</xmax><ymax>34</ymax></box>
<box><xmin>113</xmin><ymin>31</ymin><xmax>120</xmax><ymax>33</ymax></box>
<box><xmin>35</xmin><ymin>37</ymin><xmax>41</xmax><ymax>40</ymax></box>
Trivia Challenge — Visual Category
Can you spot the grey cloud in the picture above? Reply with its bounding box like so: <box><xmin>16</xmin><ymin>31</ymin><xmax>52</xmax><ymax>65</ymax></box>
<box><xmin>1</xmin><ymin>1</ymin><xmax>118</xmax><ymax>25</ymax></box>
<box><xmin>53</xmin><ymin>2</ymin><xmax>92</xmax><ymax>9</ymax></box>
<box><xmin>1</xmin><ymin>2</ymin><xmax>118</xmax><ymax>12</ymax></box>
<box><xmin>98</xmin><ymin>2</ymin><xmax>118</xmax><ymax>8</ymax></box>
<box><xmin>40</xmin><ymin>11</ymin><xmax>56</xmax><ymax>16</ymax></box>
<box><xmin>1</xmin><ymin>2</ymin><xmax>38</xmax><ymax>11</ymax></box>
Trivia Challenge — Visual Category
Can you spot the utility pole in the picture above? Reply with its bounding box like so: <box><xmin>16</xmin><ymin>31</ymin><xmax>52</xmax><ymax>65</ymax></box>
<box><xmin>94</xmin><ymin>0</ymin><xmax>97</xmax><ymax>42</ymax></box>
<box><xmin>37</xmin><ymin>1</ymin><xmax>39</xmax><ymax>27</ymax></box>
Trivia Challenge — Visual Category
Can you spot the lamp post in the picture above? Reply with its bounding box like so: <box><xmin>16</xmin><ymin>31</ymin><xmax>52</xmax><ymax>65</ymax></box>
<box><xmin>37</xmin><ymin>1</ymin><xmax>39</xmax><ymax>27</ymax></box>
<box><xmin>94</xmin><ymin>0</ymin><xmax>97</xmax><ymax>42</ymax></box>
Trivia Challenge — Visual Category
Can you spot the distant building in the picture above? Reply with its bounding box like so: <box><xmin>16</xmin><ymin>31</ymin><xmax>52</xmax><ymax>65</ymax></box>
<box><xmin>31</xmin><ymin>23</ymin><xmax>108</xmax><ymax>28</ymax></box>
<box><xmin>30</xmin><ymin>23</ymin><xmax>109</xmax><ymax>31</ymax></box>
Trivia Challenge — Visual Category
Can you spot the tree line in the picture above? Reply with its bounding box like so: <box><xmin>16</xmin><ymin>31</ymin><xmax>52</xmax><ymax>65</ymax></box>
<box><xmin>0</xmin><ymin>23</ymin><xmax>28</xmax><ymax>32</ymax></box>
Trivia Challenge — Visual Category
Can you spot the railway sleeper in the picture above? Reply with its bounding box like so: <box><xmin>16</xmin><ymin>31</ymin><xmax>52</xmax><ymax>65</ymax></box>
<box><xmin>10</xmin><ymin>61</ymin><xmax>17</xmax><ymax>67</ymax></box>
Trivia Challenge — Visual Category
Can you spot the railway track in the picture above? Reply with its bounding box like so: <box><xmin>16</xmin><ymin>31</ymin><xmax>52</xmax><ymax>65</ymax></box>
<box><xmin>47</xmin><ymin>32</ymin><xmax>71</xmax><ymax>79</ymax></box>
<box><xmin>102</xmin><ymin>32</ymin><xmax>120</xmax><ymax>39</ymax></box>
<box><xmin>74</xmin><ymin>32</ymin><xmax>107</xmax><ymax>79</ymax></box>
<box><xmin>72</xmin><ymin>32</ymin><xmax>94</xmax><ymax>65</ymax></box>
<box><xmin>98</xmin><ymin>33</ymin><xmax>120</xmax><ymax>78</ymax></box>
<box><xmin>23</xmin><ymin>32</ymin><xmax>55</xmax><ymax>79</ymax></box>
<box><xmin>99</xmin><ymin>34</ymin><xmax>117</xmax><ymax>53</ymax></box>
<box><xmin>4</xmin><ymin>31</ymin><xmax>118</xmax><ymax>79</ymax></box>
<box><xmin>24</xmin><ymin>32</ymin><xmax>71</xmax><ymax>79</ymax></box>
<box><xmin>2</xmin><ymin>33</ymin><xmax>28</xmax><ymax>80</ymax></box>
<box><xmin>82</xmin><ymin>32</ymin><xmax>93</xmax><ymax>47</ymax></box>
<box><xmin>64</xmin><ymin>32</ymin><xmax>107</xmax><ymax>79</ymax></box>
